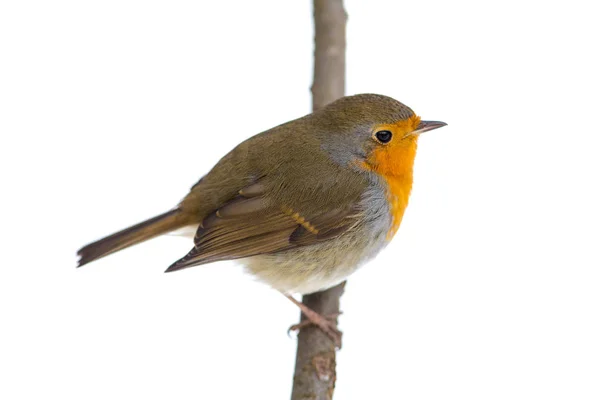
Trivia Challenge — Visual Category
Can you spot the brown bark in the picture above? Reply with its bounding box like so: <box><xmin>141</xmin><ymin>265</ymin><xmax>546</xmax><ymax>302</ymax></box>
<box><xmin>291</xmin><ymin>1</ymin><xmax>347</xmax><ymax>399</ymax></box>
<box><xmin>311</xmin><ymin>0</ymin><xmax>346</xmax><ymax>112</ymax></box>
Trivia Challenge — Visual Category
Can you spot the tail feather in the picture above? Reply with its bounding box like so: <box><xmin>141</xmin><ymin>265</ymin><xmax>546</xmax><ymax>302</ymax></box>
<box><xmin>77</xmin><ymin>209</ymin><xmax>191</xmax><ymax>267</ymax></box>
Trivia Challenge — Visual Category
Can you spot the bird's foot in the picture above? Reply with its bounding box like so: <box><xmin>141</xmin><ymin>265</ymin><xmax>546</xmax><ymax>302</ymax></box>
<box><xmin>286</xmin><ymin>295</ymin><xmax>343</xmax><ymax>348</ymax></box>
<box><xmin>288</xmin><ymin>312</ymin><xmax>342</xmax><ymax>333</ymax></box>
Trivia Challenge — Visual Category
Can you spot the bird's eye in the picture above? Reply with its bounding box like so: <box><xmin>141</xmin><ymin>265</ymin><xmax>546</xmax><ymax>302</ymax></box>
<box><xmin>375</xmin><ymin>130</ymin><xmax>392</xmax><ymax>144</ymax></box>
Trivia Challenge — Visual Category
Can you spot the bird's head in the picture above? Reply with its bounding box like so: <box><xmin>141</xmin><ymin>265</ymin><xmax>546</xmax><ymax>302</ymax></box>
<box><xmin>316</xmin><ymin>94</ymin><xmax>446</xmax><ymax>178</ymax></box>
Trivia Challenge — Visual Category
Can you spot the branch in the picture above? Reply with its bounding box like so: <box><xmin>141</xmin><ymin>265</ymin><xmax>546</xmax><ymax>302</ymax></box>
<box><xmin>311</xmin><ymin>0</ymin><xmax>346</xmax><ymax>112</ymax></box>
<box><xmin>291</xmin><ymin>1</ymin><xmax>346</xmax><ymax>399</ymax></box>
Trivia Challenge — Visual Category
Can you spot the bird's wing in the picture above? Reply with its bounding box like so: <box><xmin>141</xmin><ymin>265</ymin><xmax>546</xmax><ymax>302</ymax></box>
<box><xmin>165</xmin><ymin>180</ymin><xmax>363</xmax><ymax>272</ymax></box>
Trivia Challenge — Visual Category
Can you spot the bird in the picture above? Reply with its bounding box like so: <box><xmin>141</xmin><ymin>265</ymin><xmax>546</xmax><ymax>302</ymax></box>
<box><xmin>77</xmin><ymin>93</ymin><xmax>446</xmax><ymax>346</ymax></box>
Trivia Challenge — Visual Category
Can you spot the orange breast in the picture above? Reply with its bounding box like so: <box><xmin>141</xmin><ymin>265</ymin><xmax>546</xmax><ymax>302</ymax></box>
<box><xmin>361</xmin><ymin>117</ymin><xmax>419</xmax><ymax>239</ymax></box>
<box><xmin>382</xmin><ymin>174</ymin><xmax>412</xmax><ymax>239</ymax></box>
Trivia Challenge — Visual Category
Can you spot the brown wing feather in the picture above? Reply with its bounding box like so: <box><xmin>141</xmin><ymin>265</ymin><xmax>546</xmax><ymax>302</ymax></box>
<box><xmin>288</xmin><ymin>205</ymin><xmax>363</xmax><ymax>245</ymax></box>
<box><xmin>165</xmin><ymin>182</ymin><xmax>363</xmax><ymax>272</ymax></box>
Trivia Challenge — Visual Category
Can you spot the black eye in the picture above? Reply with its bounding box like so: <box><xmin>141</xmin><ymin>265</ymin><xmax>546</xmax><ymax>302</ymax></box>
<box><xmin>375</xmin><ymin>130</ymin><xmax>392</xmax><ymax>143</ymax></box>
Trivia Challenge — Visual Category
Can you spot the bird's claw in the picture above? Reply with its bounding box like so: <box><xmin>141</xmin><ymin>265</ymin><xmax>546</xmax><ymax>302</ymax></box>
<box><xmin>288</xmin><ymin>312</ymin><xmax>343</xmax><ymax>348</ymax></box>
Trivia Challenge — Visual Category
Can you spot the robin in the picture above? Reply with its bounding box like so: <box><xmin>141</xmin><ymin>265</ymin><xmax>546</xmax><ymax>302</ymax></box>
<box><xmin>77</xmin><ymin>93</ymin><xmax>446</xmax><ymax>346</ymax></box>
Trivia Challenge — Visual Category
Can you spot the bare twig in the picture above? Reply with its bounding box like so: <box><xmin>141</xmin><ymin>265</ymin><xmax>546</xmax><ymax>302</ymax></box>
<box><xmin>290</xmin><ymin>1</ymin><xmax>347</xmax><ymax>399</ymax></box>
<box><xmin>311</xmin><ymin>0</ymin><xmax>346</xmax><ymax>112</ymax></box>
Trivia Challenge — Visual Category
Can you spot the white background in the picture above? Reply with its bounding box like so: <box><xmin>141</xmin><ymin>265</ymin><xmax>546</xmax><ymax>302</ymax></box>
<box><xmin>1</xmin><ymin>0</ymin><xmax>599</xmax><ymax>399</ymax></box>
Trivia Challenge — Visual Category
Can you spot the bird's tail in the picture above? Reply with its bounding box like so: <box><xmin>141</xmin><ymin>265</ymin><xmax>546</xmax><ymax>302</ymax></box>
<box><xmin>77</xmin><ymin>209</ymin><xmax>193</xmax><ymax>267</ymax></box>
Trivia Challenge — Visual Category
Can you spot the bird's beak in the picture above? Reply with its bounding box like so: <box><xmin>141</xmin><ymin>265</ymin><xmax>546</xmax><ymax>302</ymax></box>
<box><xmin>411</xmin><ymin>120</ymin><xmax>447</xmax><ymax>136</ymax></box>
